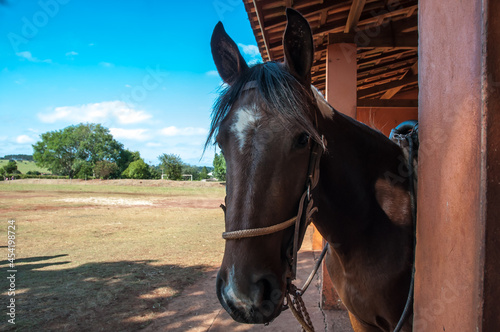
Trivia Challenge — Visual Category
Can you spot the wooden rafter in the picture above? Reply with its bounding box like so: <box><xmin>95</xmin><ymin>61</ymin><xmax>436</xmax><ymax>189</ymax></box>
<box><xmin>314</xmin><ymin>3</ymin><xmax>418</xmax><ymax>35</ymax></box>
<box><xmin>252</xmin><ymin>0</ymin><xmax>271</xmax><ymax>61</ymax></box>
<box><xmin>345</xmin><ymin>0</ymin><xmax>367</xmax><ymax>33</ymax></box>
<box><xmin>243</xmin><ymin>0</ymin><xmax>419</xmax><ymax>101</ymax></box>
<box><xmin>357</xmin><ymin>74</ymin><xmax>418</xmax><ymax>98</ymax></box>
<box><xmin>380</xmin><ymin>86</ymin><xmax>404</xmax><ymax>99</ymax></box>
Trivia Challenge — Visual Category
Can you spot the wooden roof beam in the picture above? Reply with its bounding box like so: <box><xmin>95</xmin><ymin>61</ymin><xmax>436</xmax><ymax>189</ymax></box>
<box><xmin>380</xmin><ymin>86</ymin><xmax>404</xmax><ymax>99</ymax></box>
<box><xmin>263</xmin><ymin>2</ymin><xmax>353</xmax><ymax>31</ymax></box>
<box><xmin>329</xmin><ymin>32</ymin><xmax>418</xmax><ymax>49</ymax></box>
<box><xmin>344</xmin><ymin>0</ymin><xmax>367</xmax><ymax>33</ymax></box>
<box><xmin>357</xmin><ymin>74</ymin><xmax>418</xmax><ymax>98</ymax></box>
<box><xmin>329</xmin><ymin>16</ymin><xmax>418</xmax><ymax>49</ymax></box>
<box><xmin>315</xmin><ymin>3</ymin><xmax>418</xmax><ymax>35</ymax></box>
<box><xmin>358</xmin><ymin>54</ymin><xmax>417</xmax><ymax>73</ymax></box>
<box><xmin>358</xmin><ymin>50</ymin><xmax>417</xmax><ymax>66</ymax></box>
<box><xmin>252</xmin><ymin>0</ymin><xmax>271</xmax><ymax>61</ymax></box>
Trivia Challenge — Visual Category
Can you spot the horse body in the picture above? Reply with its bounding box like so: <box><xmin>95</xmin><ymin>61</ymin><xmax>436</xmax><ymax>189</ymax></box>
<box><xmin>209</xmin><ymin>8</ymin><xmax>414</xmax><ymax>332</ymax></box>
<box><xmin>314</xmin><ymin>110</ymin><xmax>413</xmax><ymax>331</ymax></box>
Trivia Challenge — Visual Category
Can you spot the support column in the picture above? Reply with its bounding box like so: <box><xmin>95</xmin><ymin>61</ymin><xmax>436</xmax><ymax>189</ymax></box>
<box><xmin>321</xmin><ymin>42</ymin><xmax>357</xmax><ymax>310</ymax></box>
<box><xmin>326</xmin><ymin>43</ymin><xmax>357</xmax><ymax>118</ymax></box>
<box><xmin>416</xmin><ymin>0</ymin><xmax>500</xmax><ymax>330</ymax></box>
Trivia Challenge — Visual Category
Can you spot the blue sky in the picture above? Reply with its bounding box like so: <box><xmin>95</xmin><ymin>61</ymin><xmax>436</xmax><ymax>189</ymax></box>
<box><xmin>0</xmin><ymin>0</ymin><xmax>261</xmax><ymax>166</ymax></box>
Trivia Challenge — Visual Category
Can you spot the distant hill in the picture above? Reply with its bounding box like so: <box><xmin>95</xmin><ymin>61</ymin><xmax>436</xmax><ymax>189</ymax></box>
<box><xmin>2</xmin><ymin>154</ymin><xmax>34</xmax><ymax>161</ymax></box>
<box><xmin>0</xmin><ymin>160</ymin><xmax>51</xmax><ymax>174</ymax></box>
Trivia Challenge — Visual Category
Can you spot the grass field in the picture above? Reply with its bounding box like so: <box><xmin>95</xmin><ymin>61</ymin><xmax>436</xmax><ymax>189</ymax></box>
<box><xmin>0</xmin><ymin>179</ymin><xmax>226</xmax><ymax>331</ymax></box>
<box><xmin>0</xmin><ymin>160</ymin><xmax>51</xmax><ymax>174</ymax></box>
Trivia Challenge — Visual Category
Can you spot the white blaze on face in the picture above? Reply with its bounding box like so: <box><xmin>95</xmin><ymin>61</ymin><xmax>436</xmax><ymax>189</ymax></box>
<box><xmin>224</xmin><ymin>265</ymin><xmax>254</xmax><ymax>314</ymax></box>
<box><xmin>231</xmin><ymin>105</ymin><xmax>262</xmax><ymax>152</ymax></box>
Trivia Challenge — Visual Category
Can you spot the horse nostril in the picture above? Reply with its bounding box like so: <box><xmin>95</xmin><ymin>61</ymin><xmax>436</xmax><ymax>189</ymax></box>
<box><xmin>254</xmin><ymin>274</ymin><xmax>282</xmax><ymax>312</ymax></box>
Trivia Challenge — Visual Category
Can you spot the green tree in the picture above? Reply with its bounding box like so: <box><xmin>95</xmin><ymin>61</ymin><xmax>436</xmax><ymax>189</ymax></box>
<box><xmin>200</xmin><ymin>166</ymin><xmax>209</xmax><ymax>180</ymax></box>
<box><xmin>181</xmin><ymin>164</ymin><xmax>201</xmax><ymax>181</ymax></box>
<box><xmin>3</xmin><ymin>160</ymin><xmax>18</xmax><ymax>174</ymax></box>
<box><xmin>158</xmin><ymin>154</ymin><xmax>183</xmax><ymax>180</ymax></box>
<box><xmin>73</xmin><ymin>160</ymin><xmax>93</xmax><ymax>179</ymax></box>
<box><xmin>121</xmin><ymin>159</ymin><xmax>151</xmax><ymax>179</ymax></box>
<box><xmin>74</xmin><ymin>123</ymin><xmax>123</xmax><ymax>165</ymax></box>
<box><xmin>117</xmin><ymin>149</ymin><xmax>141</xmax><ymax>174</ymax></box>
<box><xmin>32</xmin><ymin>123</ymin><xmax>124</xmax><ymax>178</ymax></box>
<box><xmin>33</xmin><ymin>127</ymin><xmax>78</xmax><ymax>176</ymax></box>
<box><xmin>94</xmin><ymin>160</ymin><xmax>120</xmax><ymax>179</ymax></box>
<box><xmin>149</xmin><ymin>165</ymin><xmax>161</xmax><ymax>180</ymax></box>
<box><xmin>213</xmin><ymin>153</ymin><xmax>226</xmax><ymax>181</ymax></box>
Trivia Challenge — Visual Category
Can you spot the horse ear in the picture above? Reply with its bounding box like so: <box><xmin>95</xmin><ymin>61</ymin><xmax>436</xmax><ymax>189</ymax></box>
<box><xmin>283</xmin><ymin>8</ymin><xmax>314</xmax><ymax>84</ymax></box>
<box><xmin>211</xmin><ymin>22</ymin><xmax>249</xmax><ymax>85</ymax></box>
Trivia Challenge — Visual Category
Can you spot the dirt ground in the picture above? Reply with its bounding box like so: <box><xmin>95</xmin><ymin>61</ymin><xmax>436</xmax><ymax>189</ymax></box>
<box><xmin>12</xmin><ymin>178</ymin><xmax>224</xmax><ymax>187</ymax></box>
<box><xmin>143</xmin><ymin>228</ymin><xmax>354</xmax><ymax>332</ymax></box>
<box><xmin>1</xmin><ymin>179</ymin><xmax>353</xmax><ymax>331</ymax></box>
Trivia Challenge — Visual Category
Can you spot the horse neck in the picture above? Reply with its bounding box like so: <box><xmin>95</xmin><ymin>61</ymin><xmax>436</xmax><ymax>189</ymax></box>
<box><xmin>313</xmin><ymin>110</ymin><xmax>413</xmax><ymax>254</ymax></box>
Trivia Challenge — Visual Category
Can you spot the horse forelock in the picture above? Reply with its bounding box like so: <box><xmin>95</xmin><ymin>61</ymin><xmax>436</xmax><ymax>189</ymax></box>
<box><xmin>205</xmin><ymin>62</ymin><xmax>322</xmax><ymax>151</ymax></box>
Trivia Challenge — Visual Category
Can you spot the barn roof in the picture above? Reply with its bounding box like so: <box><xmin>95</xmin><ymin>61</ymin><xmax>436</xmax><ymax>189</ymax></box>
<box><xmin>242</xmin><ymin>0</ymin><xmax>418</xmax><ymax>106</ymax></box>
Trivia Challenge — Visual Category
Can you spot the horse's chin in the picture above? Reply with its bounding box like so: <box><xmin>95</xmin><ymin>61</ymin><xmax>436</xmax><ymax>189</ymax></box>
<box><xmin>224</xmin><ymin>299</ymin><xmax>285</xmax><ymax>324</ymax></box>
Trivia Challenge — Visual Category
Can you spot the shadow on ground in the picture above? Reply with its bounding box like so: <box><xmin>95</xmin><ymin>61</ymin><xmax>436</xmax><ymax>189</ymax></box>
<box><xmin>0</xmin><ymin>254</ymin><xmax>213</xmax><ymax>331</ymax></box>
<box><xmin>144</xmin><ymin>250</ymin><xmax>354</xmax><ymax>332</ymax></box>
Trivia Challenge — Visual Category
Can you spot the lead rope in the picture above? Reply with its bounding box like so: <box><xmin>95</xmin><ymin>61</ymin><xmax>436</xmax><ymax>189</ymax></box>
<box><xmin>285</xmin><ymin>242</ymin><xmax>329</xmax><ymax>332</ymax></box>
<box><xmin>287</xmin><ymin>285</ymin><xmax>314</xmax><ymax>332</ymax></box>
<box><xmin>393</xmin><ymin>125</ymin><xmax>418</xmax><ymax>332</ymax></box>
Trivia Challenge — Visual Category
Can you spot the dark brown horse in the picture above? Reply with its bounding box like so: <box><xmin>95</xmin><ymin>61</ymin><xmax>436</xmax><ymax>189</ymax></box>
<box><xmin>208</xmin><ymin>9</ymin><xmax>414</xmax><ymax>332</ymax></box>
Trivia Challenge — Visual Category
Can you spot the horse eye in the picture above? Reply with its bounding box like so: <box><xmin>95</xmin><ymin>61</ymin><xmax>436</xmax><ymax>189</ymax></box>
<box><xmin>296</xmin><ymin>133</ymin><xmax>310</xmax><ymax>148</ymax></box>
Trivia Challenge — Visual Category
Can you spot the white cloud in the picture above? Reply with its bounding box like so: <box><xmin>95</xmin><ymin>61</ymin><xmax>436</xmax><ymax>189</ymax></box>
<box><xmin>109</xmin><ymin>128</ymin><xmax>150</xmax><ymax>141</ymax></box>
<box><xmin>38</xmin><ymin>101</ymin><xmax>152</xmax><ymax>124</ymax></box>
<box><xmin>160</xmin><ymin>126</ymin><xmax>207</xmax><ymax>137</ymax></box>
<box><xmin>248</xmin><ymin>59</ymin><xmax>262</xmax><ymax>66</ymax></box>
<box><xmin>237</xmin><ymin>44</ymin><xmax>262</xmax><ymax>66</ymax></box>
<box><xmin>16</xmin><ymin>51</ymin><xmax>52</xmax><ymax>63</ymax></box>
<box><xmin>206</xmin><ymin>70</ymin><xmax>219</xmax><ymax>77</ymax></box>
<box><xmin>238</xmin><ymin>43</ymin><xmax>260</xmax><ymax>57</ymax></box>
<box><xmin>146</xmin><ymin>142</ymin><xmax>162</xmax><ymax>147</ymax></box>
<box><xmin>66</xmin><ymin>51</ymin><xmax>78</xmax><ymax>56</ymax></box>
<box><xmin>16</xmin><ymin>135</ymin><xmax>35</xmax><ymax>144</ymax></box>
<box><xmin>99</xmin><ymin>62</ymin><xmax>114</xmax><ymax>68</ymax></box>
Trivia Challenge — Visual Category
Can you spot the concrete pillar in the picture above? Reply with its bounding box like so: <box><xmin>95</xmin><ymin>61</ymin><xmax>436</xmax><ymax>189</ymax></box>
<box><xmin>326</xmin><ymin>43</ymin><xmax>357</xmax><ymax>118</ymax></box>
<box><xmin>415</xmin><ymin>0</ymin><xmax>500</xmax><ymax>330</ymax></box>
<box><xmin>321</xmin><ymin>42</ymin><xmax>357</xmax><ymax>310</ymax></box>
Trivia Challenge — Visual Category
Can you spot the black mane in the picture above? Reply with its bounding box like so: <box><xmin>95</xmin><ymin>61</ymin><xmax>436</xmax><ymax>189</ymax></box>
<box><xmin>205</xmin><ymin>62</ymin><xmax>321</xmax><ymax>150</ymax></box>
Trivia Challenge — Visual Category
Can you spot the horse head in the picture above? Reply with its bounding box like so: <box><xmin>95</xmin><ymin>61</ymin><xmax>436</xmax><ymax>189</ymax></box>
<box><xmin>209</xmin><ymin>9</ymin><xmax>323</xmax><ymax>324</ymax></box>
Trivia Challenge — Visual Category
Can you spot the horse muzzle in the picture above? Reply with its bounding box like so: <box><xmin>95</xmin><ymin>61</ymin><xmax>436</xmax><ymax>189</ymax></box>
<box><xmin>216</xmin><ymin>269</ymin><xmax>285</xmax><ymax>324</ymax></box>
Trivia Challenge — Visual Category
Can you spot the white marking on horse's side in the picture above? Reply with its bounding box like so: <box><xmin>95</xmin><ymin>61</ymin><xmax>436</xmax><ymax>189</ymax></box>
<box><xmin>311</xmin><ymin>86</ymin><xmax>334</xmax><ymax>119</ymax></box>
<box><xmin>374</xmin><ymin>178</ymin><xmax>411</xmax><ymax>225</ymax></box>
<box><xmin>231</xmin><ymin>105</ymin><xmax>261</xmax><ymax>152</ymax></box>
